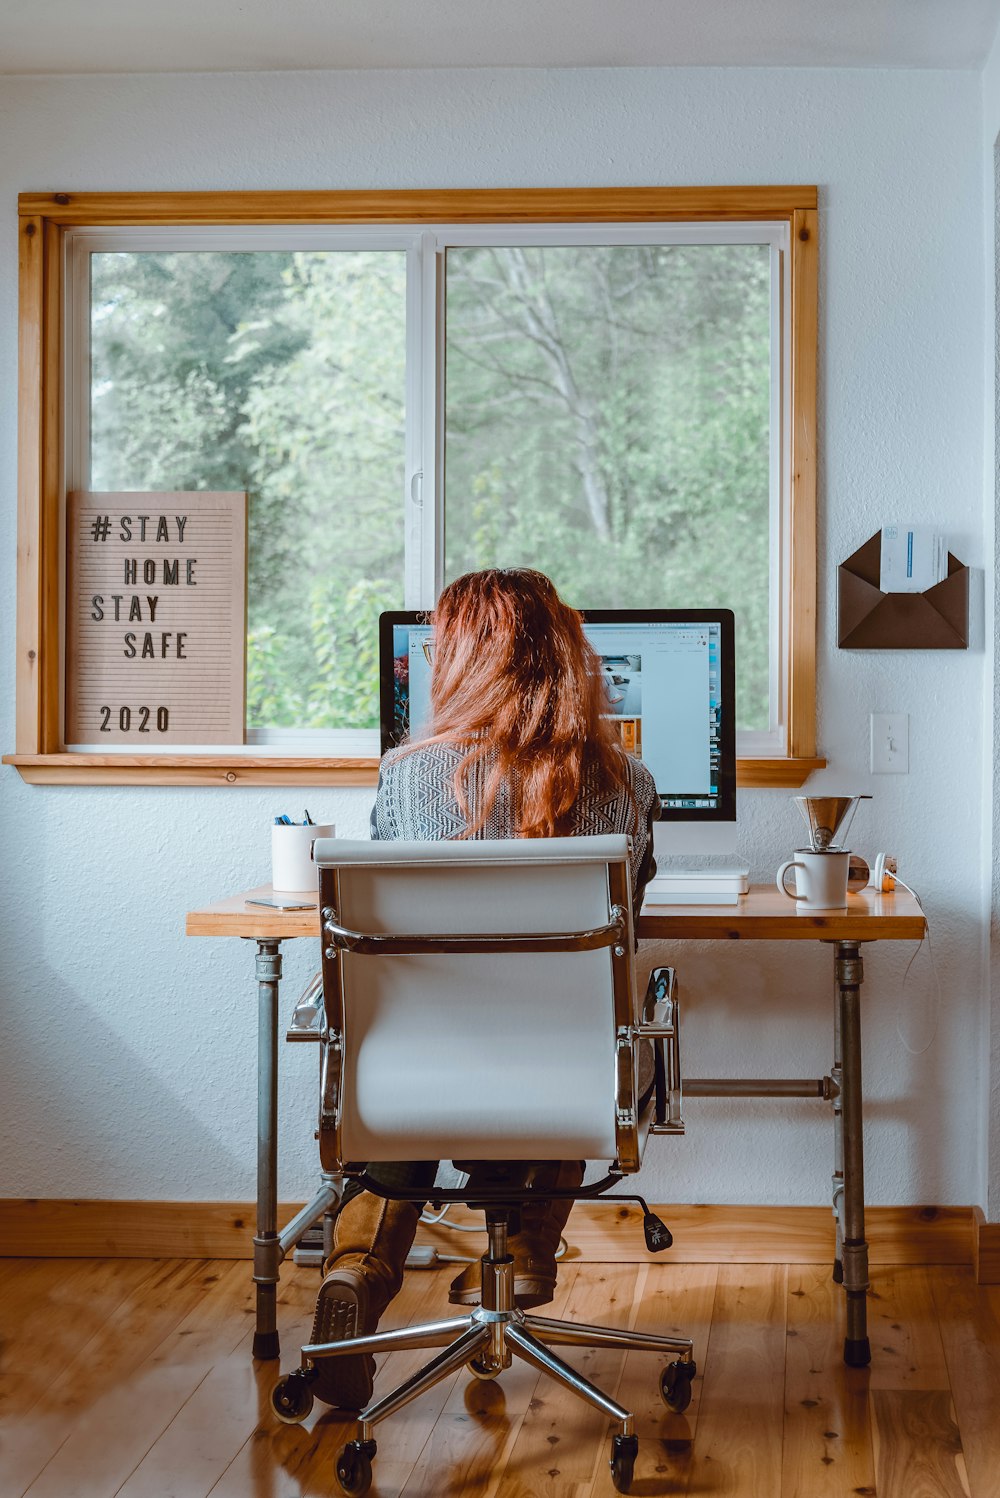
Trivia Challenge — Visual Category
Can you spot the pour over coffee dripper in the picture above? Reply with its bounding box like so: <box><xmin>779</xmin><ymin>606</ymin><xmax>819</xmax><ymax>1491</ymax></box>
<box><xmin>794</xmin><ymin>795</ymin><xmax>871</xmax><ymax>852</ymax></box>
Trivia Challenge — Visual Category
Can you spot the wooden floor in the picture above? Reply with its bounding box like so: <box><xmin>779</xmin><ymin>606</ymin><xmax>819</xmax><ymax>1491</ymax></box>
<box><xmin>2</xmin><ymin>1256</ymin><xmax>1000</xmax><ymax>1498</ymax></box>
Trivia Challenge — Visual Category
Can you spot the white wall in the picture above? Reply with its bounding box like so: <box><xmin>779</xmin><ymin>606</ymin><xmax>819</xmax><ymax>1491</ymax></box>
<box><xmin>983</xmin><ymin>30</ymin><xmax>1000</xmax><ymax>1220</ymax></box>
<box><xmin>0</xmin><ymin>65</ymin><xmax>988</xmax><ymax>1209</ymax></box>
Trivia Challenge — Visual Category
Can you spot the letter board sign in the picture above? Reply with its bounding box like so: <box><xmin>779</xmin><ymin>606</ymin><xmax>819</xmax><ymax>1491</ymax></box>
<box><xmin>66</xmin><ymin>491</ymin><xmax>247</xmax><ymax>745</ymax></box>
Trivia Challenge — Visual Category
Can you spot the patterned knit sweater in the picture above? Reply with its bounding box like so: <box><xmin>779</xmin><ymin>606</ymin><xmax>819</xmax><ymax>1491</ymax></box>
<box><xmin>370</xmin><ymin>742</ymin><xmax>658</xmax><ymax>911</ymax></box>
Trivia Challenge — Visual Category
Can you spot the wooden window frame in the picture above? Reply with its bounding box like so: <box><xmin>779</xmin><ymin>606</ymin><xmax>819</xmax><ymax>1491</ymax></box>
<box><xmin>6</xmin><ymin>186</ymin><xmax>823</xmax><ymax>788</ymax></box>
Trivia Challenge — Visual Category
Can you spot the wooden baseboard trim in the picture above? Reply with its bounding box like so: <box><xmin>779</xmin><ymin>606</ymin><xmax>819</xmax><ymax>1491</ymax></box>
<box><xmin>0</xmin><ymin>1198</ymin><xmax>974</xmax><ymax>1266</ymax></box>
<box><xmin>972</xmin><ymin>1205</ymin><xmax>1000</xmax><ymax>1283</ymax></box>
<box><xmin>0</xmin><ymin>1198</ymin><xmax>268</xmax><ymax>1259</ymax></box>
<box><xmin>419</xmin><ymin>1202</ymin><xmax>972</xmax><ymax>1266</ymax></box>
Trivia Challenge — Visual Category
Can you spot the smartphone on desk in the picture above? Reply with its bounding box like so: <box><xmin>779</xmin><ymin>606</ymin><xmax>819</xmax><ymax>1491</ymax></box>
<box><xmin>246</xmin><ymin>896</ymin><xmax>316</xmax><ymax>911</ymax></box>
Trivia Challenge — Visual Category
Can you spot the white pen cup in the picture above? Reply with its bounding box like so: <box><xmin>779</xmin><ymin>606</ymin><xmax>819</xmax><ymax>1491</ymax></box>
<box><xmin>271</xmin><ymin>823</ymin><xmax>334</xmax><ymax>892</ymax></box>
<box><xmin>776</xmin><ymin>849</ymin><xmax>851</xmax><ymax>911</ymax></box>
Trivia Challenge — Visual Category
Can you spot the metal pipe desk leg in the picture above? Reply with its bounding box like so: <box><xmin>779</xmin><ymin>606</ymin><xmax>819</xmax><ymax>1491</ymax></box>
<box><xmin>835</xmin><ymin>939</ymin><xmax>871</xmax><ymax>1368</ymax></box>
<box><xmin>252</xmin><ymin>937</ymin><xmax>282</xmax><ymax>1361</ymax></box>
<box><xmin>831</xmin><ymin>964</ymin><xmax>845</xmax><ymax>1285</ymax></box>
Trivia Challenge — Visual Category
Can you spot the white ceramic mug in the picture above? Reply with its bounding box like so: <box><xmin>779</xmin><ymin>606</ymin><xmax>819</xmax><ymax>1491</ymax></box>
<box><xmin>776</xmin><ymin>848</ymin><xmax>851</xmax><ymax>911</ymax></box>
<box><xmin>271</xmin><ymin>823</ymin><xmax>334</xmax><ymax>892</ymax></box>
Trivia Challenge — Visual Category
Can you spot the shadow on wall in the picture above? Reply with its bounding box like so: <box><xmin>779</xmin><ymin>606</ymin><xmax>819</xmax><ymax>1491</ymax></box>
<box><xmin>637</xmin><ymin>929</ymin><xmax>956</xmax><ymax>1200</ymax></box>
<box><xmin>0</xmin><ymin>958</ymin><xmax>248</xmax><ymax>1197</ymax></box>
<box><xmin>636</xmin><ymin>936</ymin><xmax>835</xmax><ymax>1024</ymax></box>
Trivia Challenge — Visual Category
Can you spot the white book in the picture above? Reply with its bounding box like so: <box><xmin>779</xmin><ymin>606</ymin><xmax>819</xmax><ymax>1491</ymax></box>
<box><xmin>643</xmin><ymin>865</ymin><xmax>749</xmax><ymax>907</ymax></box>
<box><xmin>646</xmin><ymin>865</ymin><xmax>749</xmax><ymax>893</ymax></box>
<box><xmin>648</xmin><ymin>876</ymin><xmax>746</xmax><ymax>894</ymax></box>
<box><xmin>642</xmin><ymin>887</ymin><xmax>741</xmax><ymax>907</ymax></box>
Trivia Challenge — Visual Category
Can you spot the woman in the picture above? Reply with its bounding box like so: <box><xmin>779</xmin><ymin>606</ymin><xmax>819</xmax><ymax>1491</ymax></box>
<box><xmin>311</xmin><ymin>568</ymin><xmax>659</xmax><ymax>1410</ymax></box>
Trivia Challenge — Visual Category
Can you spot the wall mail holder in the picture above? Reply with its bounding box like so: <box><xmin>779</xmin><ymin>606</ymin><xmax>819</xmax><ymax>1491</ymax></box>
<box><xmin>838</xmin><ymin>531</ymin><xmax>968</xmax><ymax>649</ymax></box>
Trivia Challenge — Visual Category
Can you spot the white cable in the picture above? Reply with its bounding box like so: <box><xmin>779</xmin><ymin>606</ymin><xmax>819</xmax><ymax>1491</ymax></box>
<box><xmin>892</xmin><ymin>876</ymin><xmax>941</xmax><ymax>1056</ymax></box>
<box><xmin>417</xmin><ymin>1199</ymin><xmax>569</xmax><ymax>1264</ymax></box>
<box><xmin>416</xmin><ymin>1201</ymin><xmax>480</xmax><ymax>1262</ymax></box>
<box><xmin>418</xmin><ymin>1205</ymin><xmax>488</xmax><ymax>1232</ymax></box>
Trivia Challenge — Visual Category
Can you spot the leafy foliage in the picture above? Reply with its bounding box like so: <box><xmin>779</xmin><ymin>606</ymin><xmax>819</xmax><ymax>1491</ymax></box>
<box><xmin>444</xmin><ymin>245</ymin><xmax>771</xmax><ymax>725</ymax></box>
<box><xmin>90</xmin><ymin>240</ymin><xmax>772</xmax><ymax>731</ymax></box>
<box><xmin>92</xmin><ymin>249</ymin><xmax>405</xmax><ymax>728</ymax></box>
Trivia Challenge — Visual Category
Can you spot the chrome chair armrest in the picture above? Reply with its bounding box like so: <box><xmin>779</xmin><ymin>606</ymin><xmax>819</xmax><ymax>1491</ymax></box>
<box><xmin>635</xmin><ymin>1016</ymin><xmax>675</xmax><ymax>1039</ymax></box>
<box><xmin>286</xmin><ymin>971</ymin><xmax>324</xmax><ymax>1041</ymax></box>
<box><xmin>318</xmin><ymin>1028</ymin><xmax>344</xmax><ymax>1172</ymax></box>
<box><xmin>638</xmin><ymin>967</ymin><xmax>684</xmax><ymax>1136</ymax></box>
<box><xmin>641</xmin><ymin>965</ymin><xmax>676</xmax><ymax>1022</ymax></box>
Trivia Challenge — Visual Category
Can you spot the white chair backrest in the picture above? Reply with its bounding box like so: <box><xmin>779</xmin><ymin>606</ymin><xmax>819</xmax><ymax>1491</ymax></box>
<box><xmin>313</xmin><ymin>836</ymin><xmax>638</xmax><ymax>1166</ymax></box>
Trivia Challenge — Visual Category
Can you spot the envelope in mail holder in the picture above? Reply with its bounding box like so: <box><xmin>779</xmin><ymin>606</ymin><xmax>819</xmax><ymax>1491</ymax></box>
<box><xmin>838</xmin><ymin>531</ymin><xmax>968</xmax><ymax>649</ymax></box>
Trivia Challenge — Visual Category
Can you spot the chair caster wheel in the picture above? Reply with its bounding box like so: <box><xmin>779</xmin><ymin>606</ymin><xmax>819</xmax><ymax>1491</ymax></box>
<box><xmin>270</xmin><ymin>1370</ymin><xmax>315</xmax><ymax>1424</ymax></box>
<box><xmin>610</xmin><ymin>1432</ymin><xmax>638</xmax><ymax>1493</ymax></box>
<box><xmin>336</xmin><ymin>1438</ymin><xmax>376</xmax><ymax>1495</ymax></box>
<box><xmin>659</xmin><ymin>1358</ymin><xmax>696</xmax><ymax>1412</ymax></box>
<box><xmin>467</xmin><ymin>1353</ymin><xmax>502</xmax><ymax>1381</ymax></box>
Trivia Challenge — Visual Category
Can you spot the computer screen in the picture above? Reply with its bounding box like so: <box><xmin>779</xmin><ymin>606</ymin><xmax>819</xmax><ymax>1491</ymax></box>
<box><xmin>378</xmin><ymin>609</ymin><xmax>736</xmax><ymax>821</ymax></box>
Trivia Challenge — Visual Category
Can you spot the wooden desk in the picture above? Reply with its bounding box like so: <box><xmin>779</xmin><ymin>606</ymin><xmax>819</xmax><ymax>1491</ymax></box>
<box><xmin>187</xmin><ymin>884</ymin><xmax>925</xmax><ymax>1365</ymax></box>
<box><xmin>187</xmin><ymin>882</ymin><xmax>925</xmax><ymax>943</ymax></box>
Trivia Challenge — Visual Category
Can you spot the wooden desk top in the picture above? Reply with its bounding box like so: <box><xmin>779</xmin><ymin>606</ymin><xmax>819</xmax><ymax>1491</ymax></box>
<box><xmin>186</xmin><ymin>884</ymin><xmax>926</xmax><ymax>943</ymax></box>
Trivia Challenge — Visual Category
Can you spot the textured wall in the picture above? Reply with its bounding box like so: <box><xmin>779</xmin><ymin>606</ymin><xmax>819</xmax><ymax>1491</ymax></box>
<box><xmin>983</xmin><ymin>32</ymin><xmax>1000</xmax><ymax>1219</ymax></box>
<box><xmin>0</xmin><ymin>65</ymin><xmax>987</xmax><ymax>1207</ymax></box>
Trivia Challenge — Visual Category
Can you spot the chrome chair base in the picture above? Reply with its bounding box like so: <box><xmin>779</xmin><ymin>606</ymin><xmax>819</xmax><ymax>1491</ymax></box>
<box><xmin>271</xmin><ymin>1216</ymin><xmax>696</xmax><ymax>1495</ymax></box>
<box><xmin>303</xmin><ymin>1301</ymin><xmax>694</xmax><ymax>1441</ymax></box>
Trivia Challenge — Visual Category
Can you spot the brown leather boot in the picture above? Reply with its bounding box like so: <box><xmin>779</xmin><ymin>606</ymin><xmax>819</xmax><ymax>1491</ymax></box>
<box><xmin>310</xmin><ymin>1190</ymin><xmax>421</xmax><ymax>1408</ymax></box>
<box><xmin>448</xmin><ymin>1160</ymin><xmax>585</xmax><ymax>1310</ymax></box>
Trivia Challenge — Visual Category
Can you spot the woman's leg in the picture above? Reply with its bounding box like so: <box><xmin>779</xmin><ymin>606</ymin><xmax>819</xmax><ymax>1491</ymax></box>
<box><xmin>310</xmin><ymin>1160</ymin><xmax>437</xmax><ymax>1408</ymax></box>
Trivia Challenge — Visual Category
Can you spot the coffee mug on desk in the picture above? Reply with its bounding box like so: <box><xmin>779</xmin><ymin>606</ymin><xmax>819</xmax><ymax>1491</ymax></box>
<box><xmin>272</xmin><ymin>823</ymin><xmax>334</xmax><ymax>892</ymax></box>
<box><xmin>776</xmin><ymin>848</ymin><xmax>851</xmax><ymax>911</ymax></box>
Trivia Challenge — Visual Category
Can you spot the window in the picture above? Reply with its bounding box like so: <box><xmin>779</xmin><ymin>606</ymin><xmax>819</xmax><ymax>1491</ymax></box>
<box><xmin>442</xmin><ymin>233</ymin><xmax>777</xmax><ymax>740</ymax></box>
<box><xmin>9</xmin><ymin>188</ymin><xmax>821</xmax><ymax>786</ymax></box>
<box><xmin>79</xmin><ymin>236</ymin><xmax>410</xmax><ymax>748</ymax></box>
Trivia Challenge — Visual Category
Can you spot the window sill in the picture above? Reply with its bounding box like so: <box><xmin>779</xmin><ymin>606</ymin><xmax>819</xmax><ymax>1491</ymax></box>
<box><xmin>4</xmin><ymin>753</ymin><xmax>825</xmax><ymax>788</ymax></box>
<box><xmin>739</xmin><ymin>757</ymin><xmax>826</xmax><ymax>788</ymax></box>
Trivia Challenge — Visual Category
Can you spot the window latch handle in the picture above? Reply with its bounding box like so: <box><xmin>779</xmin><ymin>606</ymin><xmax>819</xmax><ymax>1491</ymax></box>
<box><xmin>410</xmin><ymin>470</ymin><xmax>423</xmax><ymax>509</ymax></box>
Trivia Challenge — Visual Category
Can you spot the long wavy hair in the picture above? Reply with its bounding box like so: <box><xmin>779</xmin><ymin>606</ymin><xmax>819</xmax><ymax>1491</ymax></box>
<box><xmin>411</xmin><ymin>568</ymin><xmax>631</xmax><ymax>838</ymax></box>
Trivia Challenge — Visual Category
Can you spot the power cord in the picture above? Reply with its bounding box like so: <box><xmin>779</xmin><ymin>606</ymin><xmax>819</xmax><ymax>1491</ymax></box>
<box><xmin>892</xmin><ymin>875</ymin><xmax>941</xmax><ymax>1056</ymax></box>
<box><xmin>408</xmin><ymin>1200</ymin><xmax>569</xmax><ymax>1269</ymax></box>
<box><xmin>415</xmin><ymin>1202</ymin><xmax>481</xmax><ymax>1266</ymax></box>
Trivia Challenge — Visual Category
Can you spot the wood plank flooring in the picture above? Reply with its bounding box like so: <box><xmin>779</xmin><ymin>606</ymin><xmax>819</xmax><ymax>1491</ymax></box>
<box><xmin>2</xmin><ymin>1257</ymin><xmax>999</xmax><ymax>1498</ymax></box>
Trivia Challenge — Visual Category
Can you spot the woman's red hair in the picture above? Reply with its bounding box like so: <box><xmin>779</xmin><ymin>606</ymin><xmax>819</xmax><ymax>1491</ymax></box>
<box><xmin>412</xmin><ymin>568</ymin><xmax>630</xmax><ymax>838</ymax></box>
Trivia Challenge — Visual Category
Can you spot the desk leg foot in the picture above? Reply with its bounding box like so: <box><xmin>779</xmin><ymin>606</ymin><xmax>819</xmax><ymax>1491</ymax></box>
<box><xmin>843</xmin><ymin>1333</ymin><xmax>871</xmax><ymax>1368</ymax></box>
<box><xmin>253</xmin><ymin>1326</ymin><xmax>281</xmax><ymax>1361</ymax></box>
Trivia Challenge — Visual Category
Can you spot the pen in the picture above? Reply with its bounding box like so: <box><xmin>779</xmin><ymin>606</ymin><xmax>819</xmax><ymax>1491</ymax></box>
<box><xmin>304</xmin><ymin>809</ymin><xmax>314</xmax><ymax>824</ymax></box>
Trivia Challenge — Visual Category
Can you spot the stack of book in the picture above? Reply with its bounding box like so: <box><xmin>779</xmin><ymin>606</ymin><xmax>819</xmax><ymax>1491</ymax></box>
<box><xmin>643</xmin><ymin>864</ymin><xmax>750</xmax><ymax>907</ymax></box>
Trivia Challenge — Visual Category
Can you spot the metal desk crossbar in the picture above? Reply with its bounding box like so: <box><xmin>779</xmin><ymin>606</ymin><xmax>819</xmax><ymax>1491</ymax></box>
<box><xmin>185</xmin><ymin>883</ymin><xmax>925</xmax><ymax>1367</ymax></box>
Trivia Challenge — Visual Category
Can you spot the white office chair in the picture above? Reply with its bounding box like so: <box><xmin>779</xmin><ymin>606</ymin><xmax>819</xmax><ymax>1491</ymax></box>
<box><xmin>270</xmin><ymin>835</ymin><xmax>693</xmax><ymax>1496</ymax></box>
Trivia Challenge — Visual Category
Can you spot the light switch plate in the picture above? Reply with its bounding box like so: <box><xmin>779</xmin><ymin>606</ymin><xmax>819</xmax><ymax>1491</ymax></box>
<box><xmin>871</xmin><ymin>713</ymin><xmax>908</xmax><ymax>773</ymax></box>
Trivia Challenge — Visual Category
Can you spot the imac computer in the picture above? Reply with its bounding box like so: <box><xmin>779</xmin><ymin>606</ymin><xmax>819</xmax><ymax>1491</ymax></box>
<box><xmin>378</xmin><ymin>609</ymin><xmax>736</xmax><ymax>825</ymax></box>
